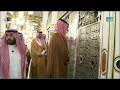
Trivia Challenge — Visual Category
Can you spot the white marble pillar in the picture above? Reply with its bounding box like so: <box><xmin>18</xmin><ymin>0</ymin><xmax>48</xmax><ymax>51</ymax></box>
<box><xmin>42</xmin><ymin>11</ymin><xmax>49</xmax><ymax>41</ymax></box>
<box><xmin>51</xmin><ymin>11</ymin><xmax>58</xmax><ymax>25</ymax></box>
<box><xmin>48</xmin><ymin>11</ymin><xmax>58</xmax><ymax>42</ymax></box>
<box><xmin>112</xmin><ymin>12</ymin><xmax>120</xmax><ymax>78</ymax></box>
<box><xmin>50</xmin><ymin>11</ymin><xmax>58</xmax><ymax>30</ymax></box>
<box><xmin>99</xmin><ymin>11</ymin><xmax>120</xmax><ymax>79</ymax></box>
<box><xmin>0</xmin><ymin>11</ymin><xmax>7</xmax><ymax>36</ymax></box>
<box><xmin>69</xmin><ymin>12</ymin><xmax>79</xmax><ymax>78</ymax></box>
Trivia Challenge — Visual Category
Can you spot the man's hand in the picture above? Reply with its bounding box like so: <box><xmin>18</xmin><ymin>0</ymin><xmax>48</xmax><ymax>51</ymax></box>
<box><xmin>41</xmin><ymin>50</ymin><xmax>46</xmax><ymax>55</ymax></box>
<box><xmin>39</xmin><ymin>54</ymin><xmax>42</xmax><ymax>57</ymax></box>
<box><xmin>64</xmin><ymin>62</ymin><xmax>69</xmax><ymax>65</ymax></box>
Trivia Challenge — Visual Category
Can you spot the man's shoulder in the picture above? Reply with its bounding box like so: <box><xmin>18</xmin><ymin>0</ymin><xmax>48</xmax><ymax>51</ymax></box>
<box><xmin>31</xmin><ymin>38</ymin><xmax>37</xmax><ymax>45</ymax></box>
<box><xmin>32</xmin><ymin>38</ymin><xmax>36</xmax><ymax>42</ymax></box>
<box><xmin>52</xmin><ymin>33</ymin><xmax>61</xmax><ymax>38</ymax></box>
<box><xmin>50</xmin><ymin>33</ymin><xmax>65</xmax><ymax>43</ymax></box>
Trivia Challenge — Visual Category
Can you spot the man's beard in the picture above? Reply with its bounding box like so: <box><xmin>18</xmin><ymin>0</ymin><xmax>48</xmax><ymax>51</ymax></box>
<box><xmin>7</xmin><ymin>39</ymin><xmax>16</xmax><ymax>45</ymax></box>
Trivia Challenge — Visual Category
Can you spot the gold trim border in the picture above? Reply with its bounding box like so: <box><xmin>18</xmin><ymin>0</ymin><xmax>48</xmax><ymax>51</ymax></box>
<box><xmin>101</xmin><ymin>49</ymin><xmax>108</xmax><ymax>75</ymax></box>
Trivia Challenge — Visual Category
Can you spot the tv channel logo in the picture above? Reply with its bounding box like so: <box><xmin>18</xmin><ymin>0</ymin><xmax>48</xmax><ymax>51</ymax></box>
<box><xmin>106</xmin><ymin>17</ymin><xmax>113</xmax><ymax>22</ymax></box>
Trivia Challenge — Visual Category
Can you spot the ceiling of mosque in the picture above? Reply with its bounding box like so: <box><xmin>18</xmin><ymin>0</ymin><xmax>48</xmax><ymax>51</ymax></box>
<box><xmin>7</xmin><ymin>11</ymin><xmax>43</xmax><ymax>26</ymax></box>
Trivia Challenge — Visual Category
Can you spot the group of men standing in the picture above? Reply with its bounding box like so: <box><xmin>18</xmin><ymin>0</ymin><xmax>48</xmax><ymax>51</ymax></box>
<box><xmin>0</xmin><ymin>19</ymin><xmax>70</xmax><ymax>79</ymax></box>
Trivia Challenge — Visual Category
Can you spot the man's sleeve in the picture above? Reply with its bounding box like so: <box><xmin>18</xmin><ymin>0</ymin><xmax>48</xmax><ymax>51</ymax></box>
<box><xmin>31</xmin><ymin>39</ymin><xmax>40</xmax><ymax>56</ymax></box>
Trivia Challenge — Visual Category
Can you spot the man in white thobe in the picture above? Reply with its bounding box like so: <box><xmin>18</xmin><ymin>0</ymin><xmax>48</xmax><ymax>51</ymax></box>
<box><xmin>0</xmin><ymin>29</ymin><xmax>27</xmax><ymax>79</ymax></box>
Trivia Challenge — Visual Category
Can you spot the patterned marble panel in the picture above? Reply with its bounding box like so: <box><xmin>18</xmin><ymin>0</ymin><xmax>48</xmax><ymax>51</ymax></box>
<box><xmin>67</xmin><ymin>45</ymin><xmax>75</xmax><ymax>78</ymax></box>
<box><xmin>76</xmin><ymin>21</ymin><xmax>100</xmax><ymax>79</ymax></box>
<box><xmin>78</xmin><ymin>11</ymin><xmax>99</xmax><ymax>28</ymax></box>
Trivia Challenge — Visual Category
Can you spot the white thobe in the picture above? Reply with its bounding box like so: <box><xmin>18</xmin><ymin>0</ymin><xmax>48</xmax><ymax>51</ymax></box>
<box><xmin>8</xmin><ymin>45</ymin><xmax>22</xmax><ymax>79</ymax></box>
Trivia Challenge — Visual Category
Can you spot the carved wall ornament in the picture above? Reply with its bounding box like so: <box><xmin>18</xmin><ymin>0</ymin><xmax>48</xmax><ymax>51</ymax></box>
<box><xmin>114</xmin><ymin>56</ymin><xmax>120</xmax><ymax>72</ymax></box>
<box><xmin>101</xmin><ymin>49</ymin><xmax>108</xmax><ymax>75</ymax></box>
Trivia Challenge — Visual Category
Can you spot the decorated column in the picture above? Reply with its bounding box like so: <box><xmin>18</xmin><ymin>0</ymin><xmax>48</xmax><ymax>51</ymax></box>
<box><xmin>99</xmin><ymin>11</ymin><xmax>120</xmax><ymax>79</ymax></box>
